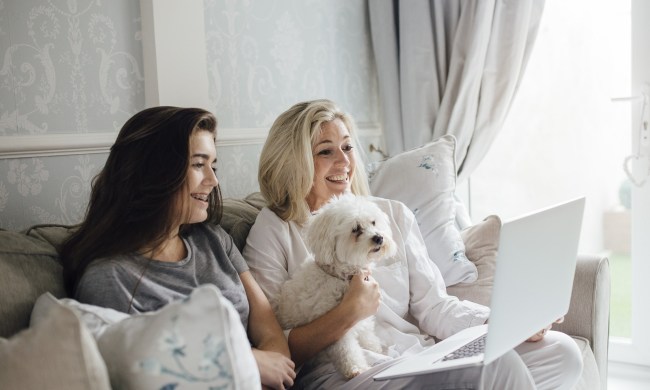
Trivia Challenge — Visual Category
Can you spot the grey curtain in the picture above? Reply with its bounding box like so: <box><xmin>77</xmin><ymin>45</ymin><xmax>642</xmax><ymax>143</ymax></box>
<box><xmin>369</xmin><ymin>0</ymin><xmax>545</xmax><ymax>182</ymax></box>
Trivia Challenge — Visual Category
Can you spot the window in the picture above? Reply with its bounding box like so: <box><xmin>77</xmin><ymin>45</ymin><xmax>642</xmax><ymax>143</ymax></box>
<box><xmin>469</xmin><ymin>0</ymin><xmax>650</xmax><ymax>365</ymax></box>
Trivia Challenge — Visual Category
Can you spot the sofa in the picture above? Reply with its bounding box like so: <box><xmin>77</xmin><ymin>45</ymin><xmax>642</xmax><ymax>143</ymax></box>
<box><xmin>0</xmin><ymin>190</ymin><xmax>610</xmax><ymax>389</ymax></box>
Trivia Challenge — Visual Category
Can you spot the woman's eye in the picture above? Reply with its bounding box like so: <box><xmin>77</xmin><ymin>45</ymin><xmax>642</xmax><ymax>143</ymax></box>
<box><xmin>317</xmin><ymin>149</ymin><xmax>332</xmax><ymax>156</ymax></box>
<box><xmin>193</xmin><ymin>163</ymin><xmax>205</xmax><ymax>168</ymax></box>
<box><xmin>343</xmin><ymin>144</ymin><xmax>354</xmax><ymax>152</ymax></box>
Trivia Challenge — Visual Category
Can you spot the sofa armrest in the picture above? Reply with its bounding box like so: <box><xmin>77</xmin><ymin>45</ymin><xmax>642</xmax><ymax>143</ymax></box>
<box><xmin>553</xmin><ymin>254</ymin><xmax>610</xmax><ymax>387</ymax></box>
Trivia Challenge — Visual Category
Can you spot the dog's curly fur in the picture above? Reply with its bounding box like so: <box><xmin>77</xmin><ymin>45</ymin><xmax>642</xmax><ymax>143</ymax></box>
<box><xmin>275</xmin><ymin>194</ymin><xmax>397</xmax><ymax>379</ymax></box>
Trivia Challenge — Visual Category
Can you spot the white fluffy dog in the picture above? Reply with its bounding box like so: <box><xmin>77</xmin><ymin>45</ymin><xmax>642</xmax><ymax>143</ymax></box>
<box><xmin>275</xmin><ymin>194</ymin><xmax>397</xmax><ymax>379</ymax></box>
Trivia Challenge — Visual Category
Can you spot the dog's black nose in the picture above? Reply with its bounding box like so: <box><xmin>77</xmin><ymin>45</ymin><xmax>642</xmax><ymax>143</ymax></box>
<box><xmin>372</xmin><ymin>235</ymin><xmax>383</xmax><ymax>245</ymax></box>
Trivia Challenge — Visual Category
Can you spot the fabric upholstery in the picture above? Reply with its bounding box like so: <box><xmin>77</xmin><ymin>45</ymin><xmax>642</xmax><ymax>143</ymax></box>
<box><xmin>31</xmin><ymin>293</ymin><xmax>130</xmax><ymax>340</ymax></box>
<box><xmin>553</xmin><ymin>254</ymin><xmax>610</xmax><ymax>387</ymax></box>
<box><xmin>0</xmin><ymin>229</ymin><xmax>66</xmax><ymax>338</ymax></box>
<box><xmin>23</xmin><ymin>224</ymin><xmax>76</xmax><ymax>253</ymax></box>
<box><xmin>0</xmin><ymin>300</ymin><xmax>111</xmax><ymax>389</ymax></box>
<box><xmin>447</xmin><ymin>215</ymin><xmax>501</xmax><ymax>306</ymax></box>
<box><xmin>96</xmin><ymin>284</ymin><xmax>260</xmax><ymax>390</ymax></box>
<box><xmin>220</xmin><ymin>192</ymin><xmax>266</xmax><ymax>252</ymax></box>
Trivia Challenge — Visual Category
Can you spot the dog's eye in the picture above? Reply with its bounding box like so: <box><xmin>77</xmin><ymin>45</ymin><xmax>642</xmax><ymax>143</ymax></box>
<box><xmin>372</xmin><ymin>220</ymin><xmax>376</xmax><ymax>226</ymax></box>
<box><xmin>352</xmin><ymin>224</ymin><xmax>362</xmax><ymax>236</ymax></box>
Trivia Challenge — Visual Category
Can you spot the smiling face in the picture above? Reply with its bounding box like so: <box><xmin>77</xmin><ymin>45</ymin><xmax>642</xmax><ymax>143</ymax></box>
<box><xmin>306</xmin><ymin>118</ymin><xmax>357</xmax><ymax>212</ymax></box>
<box><xmin>177</xmin><ymin>130</ymin><xmax>219</xmax><ymax>225</ymax></box>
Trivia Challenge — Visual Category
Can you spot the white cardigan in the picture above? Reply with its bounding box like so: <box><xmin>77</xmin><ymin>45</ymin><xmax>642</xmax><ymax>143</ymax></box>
<box><xmin>242</xmin><ymin>196</ymin><xmax>489</xmax><ymax>377</ymax></box>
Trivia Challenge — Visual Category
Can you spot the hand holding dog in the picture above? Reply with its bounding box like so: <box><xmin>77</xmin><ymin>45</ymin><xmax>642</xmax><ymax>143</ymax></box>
<box><xmin>343</xmin><ymin>270</ymin><xmax>381</xmax><ymax>322</ymax></box>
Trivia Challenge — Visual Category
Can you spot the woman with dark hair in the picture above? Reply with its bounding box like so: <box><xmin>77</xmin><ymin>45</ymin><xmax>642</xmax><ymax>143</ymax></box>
<box><xmin>60</xmin><ymin>106</ymin><xmax>295</xmax><ymax>390</ymax></box>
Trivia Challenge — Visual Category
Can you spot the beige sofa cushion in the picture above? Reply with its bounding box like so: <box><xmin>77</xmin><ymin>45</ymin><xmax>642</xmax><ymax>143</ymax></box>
<box><xmin>0</xmin><ymin>300</ymin><xmax>111</xmax><ymax>389</ymax></box>
<box><xmin>446</xmin><ymin>215</ymin><xmax>501</xmax><ymax>305</ymax></box>
<box><xmin>0</xmin><ymin>229</ymin><xmax>66</xmax><ymax>338</ymax></box>
<box><xmin>220</xmin><ymin>192</ymin><xmax>266</xmax><ymax>252</ymax></box>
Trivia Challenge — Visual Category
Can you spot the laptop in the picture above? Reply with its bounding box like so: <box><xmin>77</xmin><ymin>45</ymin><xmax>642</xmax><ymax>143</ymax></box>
<box><xmin>374</xmin><ymin>197</ymin><xmax>585</xmax><ymax>381</ymax></box>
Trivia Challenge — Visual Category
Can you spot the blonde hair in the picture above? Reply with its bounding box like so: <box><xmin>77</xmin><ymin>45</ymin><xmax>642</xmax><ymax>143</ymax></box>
<box><xmin>259</xmin><ymin>99</ymin><xmax>370</xmax><ymax>223</ymax></box>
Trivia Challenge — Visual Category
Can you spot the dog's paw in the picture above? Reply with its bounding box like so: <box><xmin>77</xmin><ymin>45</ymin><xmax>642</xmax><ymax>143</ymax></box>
<box><xmin>342</xmin><ymin>365</ymin><xmax>369</xmax><ymax>380</ymax></box>
<box><xmin>344</xmin><ymin>368</ymin><xmax>362</xmax><ymax>380</ymax></box>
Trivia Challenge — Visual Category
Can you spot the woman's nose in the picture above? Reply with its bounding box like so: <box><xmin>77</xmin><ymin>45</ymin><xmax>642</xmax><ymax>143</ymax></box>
<box><xmin>335</xmin><ymin>149</ymin><xmax>350</xmax><ymax>165</ymax></box>
<box><xmin>206</xmin><ymin>168</ymin><xmax>219</xmax><ymax>186</ymax></box>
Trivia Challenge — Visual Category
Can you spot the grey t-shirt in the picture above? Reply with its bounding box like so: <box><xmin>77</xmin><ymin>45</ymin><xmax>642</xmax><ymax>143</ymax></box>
<box><xmin>75</xmin><ymin>223</ymin><xmax>250</xmax><ymax>329</ymax></box>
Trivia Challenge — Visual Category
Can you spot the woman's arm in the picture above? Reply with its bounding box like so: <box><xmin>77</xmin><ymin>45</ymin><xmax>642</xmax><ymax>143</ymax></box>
<box><xmin>386</xmin><ymin>199</ymin><xmax>490</xmax><ymax>339</ymax></box>
<box><xmin>240</xmin><ymin>271</ymin><xmax>295</xmax><ymax>390</ymax></box>
<box><xmin>241</xmin><ymin>271</ymin><xmax>291</xmax><ymax>356</ymax></box>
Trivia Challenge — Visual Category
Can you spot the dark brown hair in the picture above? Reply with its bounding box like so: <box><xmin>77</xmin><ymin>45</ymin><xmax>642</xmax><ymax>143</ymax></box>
<box><xmin>60</xmin><ymin>106</ymin><xmax>222</xmax><ymax>295</ymax></box>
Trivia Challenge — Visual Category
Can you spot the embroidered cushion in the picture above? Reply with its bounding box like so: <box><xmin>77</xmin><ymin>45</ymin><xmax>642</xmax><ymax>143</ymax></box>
<box><xmin>368</xmin><ymin>135</ymin><xmax>478</xmax><ymax>286</ymax></box>
<box><xmin>95</xmin><ymin>284</ymin><xmax>260</xmax><ymax>389</ymax></box>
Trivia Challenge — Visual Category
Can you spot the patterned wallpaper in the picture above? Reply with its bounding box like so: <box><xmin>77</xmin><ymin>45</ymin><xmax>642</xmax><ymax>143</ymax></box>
<box><xmin>0</xmin><ymin>0</ymin><xmax>143</xmax><ymax>230</ymax></box>
<box><xmin>204</xmin><ymin>0</ymin><xmax>377</xmax><ymax>128</ymax></box>
<box><xmin>0</xmin><ymin>0</ymin><xmax>379</xmax><ymax>230</ymax></box>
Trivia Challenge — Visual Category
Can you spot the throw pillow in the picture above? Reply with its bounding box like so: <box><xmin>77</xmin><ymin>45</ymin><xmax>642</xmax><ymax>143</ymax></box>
<box><xmin>0</xmin><ymin>300</ymin><xmax>111</xmax><ymax>389</ymax></box>
<box><xmin>96</xmin><ymin>284</ymin><xmax>261</xmax><ymax>390</ymax></box>
<box><xmin>368</xmin><ymin>135</ymin><xmax>478</xmax><ymax>286</ymax></box>
<box><xmin>31</xmin><ymin>292</ymin><xmax>130</xmax><ymax>340</ymax></box>
<box><xmin>447</xmin><ymin>215</ymin><xmax>501</xmax><ymax>306</ymax></box>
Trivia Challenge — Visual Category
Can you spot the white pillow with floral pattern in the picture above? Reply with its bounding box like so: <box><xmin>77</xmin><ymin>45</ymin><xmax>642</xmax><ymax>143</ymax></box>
<box><xmin>367</xmin><ymin>135</ymin><xmax>478</xmax><ymax>286</ymax></box>
<box><xmin>96</xmin><ymin>284</ymin><xmax>260</xmax><ymax>390</ymax></box>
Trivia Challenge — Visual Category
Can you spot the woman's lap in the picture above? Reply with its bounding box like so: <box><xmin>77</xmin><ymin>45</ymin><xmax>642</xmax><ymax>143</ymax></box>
<box><xmin>295</xmin><ymin>330</ymin><xmax>582</xmax><ymax>390</ymax></box>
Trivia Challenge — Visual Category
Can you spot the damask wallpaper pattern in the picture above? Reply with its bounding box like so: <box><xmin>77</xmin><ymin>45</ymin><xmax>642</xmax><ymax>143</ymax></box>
<box><xmin>0</xmin><ymin>0</ymin><xmax>143</xmax><ymax>230</ymax></box>
<box><xmin>0</xmin><ymin>0</ymin><xmax>379</xmax><ymax>230</ymax></box>
<box><xmin>0</xmin><ymin>0</ymin><xmax>144</xmax><ymax>135</ymax></box>
<box><xmin>203</xmin><ymin>0</ymin><xmax>377</xmax><ymax>127</ymax></box>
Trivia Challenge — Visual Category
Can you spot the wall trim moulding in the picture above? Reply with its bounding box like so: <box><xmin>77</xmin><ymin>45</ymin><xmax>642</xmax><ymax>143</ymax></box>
<box><xmin>0</xmin><ymin>124</ymin><xmax>383</xmax><ymax>159</ymax></box>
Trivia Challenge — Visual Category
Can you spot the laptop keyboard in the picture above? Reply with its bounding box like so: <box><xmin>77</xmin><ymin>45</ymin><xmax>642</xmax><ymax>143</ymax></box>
<box><xmin>441</xmin><ymin>334</ymin><xmax>487</xmax><ymax>361</ymax></box>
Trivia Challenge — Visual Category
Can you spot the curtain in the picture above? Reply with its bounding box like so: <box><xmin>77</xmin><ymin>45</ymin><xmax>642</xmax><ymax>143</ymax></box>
<box><xmin>369</xmin><ymin>0</ymin><xmax>545</xmax><ymax>182</ymax></box>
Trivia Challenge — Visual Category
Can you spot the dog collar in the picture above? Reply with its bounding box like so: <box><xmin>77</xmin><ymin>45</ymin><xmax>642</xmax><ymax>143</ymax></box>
<box><xmin>319</xmin><ymin>263</ymin><xmax>369</xmax><ymax>281</ymax></box>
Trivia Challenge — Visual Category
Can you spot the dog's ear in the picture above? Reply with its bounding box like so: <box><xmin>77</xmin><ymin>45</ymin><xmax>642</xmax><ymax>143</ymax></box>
<box><xmin>305</xmin><ymin>207</ymin><xmax>341</xmax><ymax>266</ymax></box>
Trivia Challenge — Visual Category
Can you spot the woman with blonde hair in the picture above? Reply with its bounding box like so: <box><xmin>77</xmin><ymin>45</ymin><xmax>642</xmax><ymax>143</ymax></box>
<box><xmin>243</xmin><ymin>99</ymin><xmax>583</xmax><ymax>389</ymax></box>
<box><xmin>257</xmin><ymin>99</ymin><xmax>370</xmax><ymax>224</ymax></box>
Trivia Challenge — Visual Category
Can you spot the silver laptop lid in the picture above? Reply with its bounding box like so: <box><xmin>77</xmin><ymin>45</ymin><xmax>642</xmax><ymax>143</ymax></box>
<box><xmin>484</xmin><ymin>197</ymin><xmax>585</xmax><ymax>364</ymax></box>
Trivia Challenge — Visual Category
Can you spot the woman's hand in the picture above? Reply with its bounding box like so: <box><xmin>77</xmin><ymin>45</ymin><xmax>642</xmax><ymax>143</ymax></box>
<box><xmin>285</xmin><ymin>270</ymin><xmax>381</xmax><ymax>366</ymax></box>
<box><xmin>526</xmin><ymin>316</ymin><xmax>564</xmax><ymax>342</ymax></box>
<box><xmin>252</xmin><ymin>348</ymin><xmax>296</xmax><ymax>390</ymax></box>
<box><xmin>240</xmin><ymin>271</ymin><xmax>295</xmax><ymax>388</ymax></box>
<box><xmin>341</xmin><ymin>270</ymin><xmax>381</xmax><ymax>322</ymax></box>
